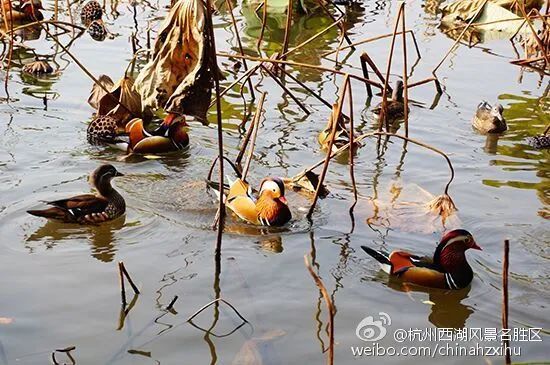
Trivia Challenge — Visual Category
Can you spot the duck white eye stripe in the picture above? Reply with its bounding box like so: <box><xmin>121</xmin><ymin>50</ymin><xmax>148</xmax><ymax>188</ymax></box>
<box><xmin>442</xmin><ymin>235</ymin><xmax>466</xmax><ymax>251</ymax></box>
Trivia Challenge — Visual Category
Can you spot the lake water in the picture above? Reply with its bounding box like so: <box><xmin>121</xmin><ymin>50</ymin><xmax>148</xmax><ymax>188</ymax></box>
<box><xmin>0</xmin><ymin>0</ymin><xmax>548</xmax><ymax>364</ymax></box>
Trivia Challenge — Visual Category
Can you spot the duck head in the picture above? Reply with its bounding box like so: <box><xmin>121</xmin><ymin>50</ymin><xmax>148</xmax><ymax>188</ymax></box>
<box><xmin>90</xmin><ymin>164</ymin><xmax>124</xmax><ymax>195</ymax></box>
<box><xmin>259</xmin><ymin>177</ymin><xmax>288</xmax><ymax>205</ymax></box>
<box><xmin>391</xmin><ymin>80</ymin><xmax>405</xmax><ymax>102</ymax></box>
<box><xmin>21</xmin><ymin>0</ymin><xmax>44</xmax><ymax>19</ymax></box>
<box><xmin>433</xmin><ymin>229</ymin><xmax>481</xmax><ymax>272</ymax></box>
<box><xmin>476</xmin><ymin>102</ymin><xmax>507</xmax><ymax>133</ymax></box>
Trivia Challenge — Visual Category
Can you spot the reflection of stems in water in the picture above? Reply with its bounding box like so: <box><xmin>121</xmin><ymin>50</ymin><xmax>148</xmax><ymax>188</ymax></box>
<box><xmin>305</xmin><ymin>255</ymin><xmax>335</xmax><ymax>365</ymax></box>
<box><xmin>117</xmin><ymin>293</ymin><xmax>139</xmax><ymax>330</ymax></box>
<box><xmin>315</xmin><ymin>0</ymin><xmax>353</xmax><ymax>47</ymax></box>
<box><xmin>307</xmin><ymin>75</ymin><xmax>350</xmax><ymax>219</ymax></box>
<box><xmin>281</xmin><ymin>17</ymin><xmax>344</xmax><ymax>59</ymax></box>
<box><xmin>51</xmin><ymin>346</ymin><xmax>77</xmax><ymax>365</ymax></box>
<box><xmin>502</xmin><ymin>240</ymin><xmax>511</xmax><ymax>365</ymax></box>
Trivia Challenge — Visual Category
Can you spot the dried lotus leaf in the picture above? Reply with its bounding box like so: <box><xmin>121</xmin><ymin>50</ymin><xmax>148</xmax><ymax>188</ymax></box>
<box><xmin>134</xmin><ymin>0</ymin><xmax>213</xmax><ymax>123</ymax></box>
<box><xmin>101</xmin><ymin>76</ymin><xmax>142</xmax><ymax>125</ymax></box>
<box><xmin>88</xmin><ymin>74</ymin><xmax>114</xmax><ymax>110</ymax></box>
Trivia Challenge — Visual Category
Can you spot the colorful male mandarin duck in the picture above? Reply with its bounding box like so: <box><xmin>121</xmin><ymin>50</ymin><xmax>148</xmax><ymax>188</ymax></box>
<box><xmin>125</xmin><ymin>114</ymin><xmax>189</xmax><ymax>154</ymax></box>
<box><xmin>27</xmin><ymin>164</ymin><xmax>126</xmax><ymax>224</ymax></box>
<box><xmin>472</xmin><ymin>101</ymin><xmax>507</xmax><ymax>134</ymax></box>
<box><xmin>361</xmin><ymin>229</ymin><xmax>481</xmax><ymax>290</ymax></box>
<box><xmin>1</xmin><ymin>0</ymin><xmax>43</xmax><ymax>21</ymax></box>
<box><xmin>373</xmin><ymin>80</ymin><xmax>409</xmax><ymax>119</ymax></box>
<box><xmin>222</xmin><ymin>177</ymin><xmax>292</xmax><ymax>226</ymax></box>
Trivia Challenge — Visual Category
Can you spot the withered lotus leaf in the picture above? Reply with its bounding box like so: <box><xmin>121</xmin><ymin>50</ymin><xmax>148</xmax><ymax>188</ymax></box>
<box><xmin>134</xmin><ymin>0</ymin><xmax>212</xmax><ymax>123</ymax></box>
<box><xmin>88</xmin><ymin>74</ymin><xmax>143</xmax><ymax>127</ymax></box>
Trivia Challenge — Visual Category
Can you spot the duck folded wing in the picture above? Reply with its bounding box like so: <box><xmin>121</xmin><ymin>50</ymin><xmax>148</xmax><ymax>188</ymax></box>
<box><xmin>395</xmin><ymin>267</ymin><xmax>448</xmax><ymax>289</ymax></box>
<box><xmin>388</xmin><ymin>251</ymin><xmax>433</xmax><ymax>273</ymax></box>
<box><xmin>49</xmin><ymin>194</ymin><xmax>110</xmax><ymax>223</ymax></box>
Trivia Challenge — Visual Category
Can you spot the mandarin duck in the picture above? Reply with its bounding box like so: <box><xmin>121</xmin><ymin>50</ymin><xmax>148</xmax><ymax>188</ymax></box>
<box><xmin>215</xmin><ymin>177</ymin><xmax>292</xmax><ymax>226</ymax></box>
<box><xmin>27</xmin><ymin>164</ymin><xmax>126</xmax><ymax>224</ymax></box>
<box><xmin>373</xmin><ymin>80</ymin><xmax>409</xmax><ymax>120</ymax></box>
<box><xmin>1</xmin><ymin>0</ymin><xmax>43</xmax><ymax>21</ymax></box>
<box><xmin>318</xmin><ymin>114</ymin><xmax>360</xmax><ymax>153</ymax></box>
<box><xmin>361</xmin><ymin>229</ymin><xmax>481</xmax><ymax>290</ymax></box>
<box><xmin>472</xmin><ymin>101</ymin><xmax>507</xmax><ymax>134</ymax></box>
<box><xmin>125</xmin><ymin>114</ymin><xmax>189</xmax><ymax>154</ymax></box>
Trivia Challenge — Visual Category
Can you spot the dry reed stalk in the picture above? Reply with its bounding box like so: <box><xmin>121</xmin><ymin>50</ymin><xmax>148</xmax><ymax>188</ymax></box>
<box><xmin>6</xmin><ymin>20</ymin><xmax>85</xmax><ymax>34</ymax></box>
<box><xmin>281</xmin><ymin>0</ymin><xmax>293</xmax><ymax>62</ymax></box>
<box><xmin>241</xmin><ymin>92</ymin><xmax>267</xmax><ymax>180</ymax></box>
<box><xmin>378</xmin><ymin>3</ymin><xmax>404</xmax><ymax>132</ymax></box>
<box><xmin>225</xmin><ymin>0</ymin><xmax>255</xmax><ymax>100</ymax></box>
<box><xmin>518</xmin><ymin>4</ymin><xmax>550</xmax><ymax>66</ymax></box>
<box><xmin>216</xmin><ymin>52</ymin><xmax>384</xmax><ymax>89</ymax></box>
<box><xmin>322</xmin><ymin>30</ymin><xmax>420</xmax><ymax>57</ymax></box>
<box><xmin>281</xmin><ymin>17</ymin><xmax>344</xmax><ymax>59</ymax></box>
<box><xmin>204</xmin><ymin>0</ymin><xmax>226</xmax><ymax>232</ymax></box>
<box><xmin>346</xmin><ymin>80</ymin><xmax>358</xmax><ymax>212</ymax></box>
<box><xmin>359</xmin><ymin>55</ymin><xmax>373</xmax><ymax>97</ymax></box>
<box><xmin>261</xmin><ymin>64</ymin><xmax>310</xmax><ymax>114</ymax></box>
<box><xmin>315</xmin><ymin>0</ymin><xmax>353</xmax><ymax>47</ymax></box>
<box><xmin>432</xmin><ymin>0</ymin><xmax>488</xmax><ymax>75</ymax></box>
<box><xmin>209</xmin><ymin>64</ymin><xmax>261</xmax><ymax>109</ymax></box>
<box><xmin>304</xmin><ymin>255</ymin><xmax>335</xmax><ymax>365</ymax></box>
<box><xmin>401</xmin><ymin>4</ymin><xmax>409</xmax><ymax>137</ymax></box>
<box><xmin>359</xmin><ymin>52</ymin><xmax>390</xmax><ymax>90</ymax></box>
<box><xmin>166</xmin><ymin>295</ymin><xmax>179</xmax><ymax>311</ymax></box>
<box><xmin>281</xmin><ymin>68</ymin><xmax>332</xmax><ymax>108</ymax></box>
<box><xmin>118</xmin><ymin>262</ymin><xmax>127</xmax><ymax>307</ymax></box>
<box><xmin>307</xmin><ymin>75</ymin><xmax>350</xmax><ymax>219</ymax></box>
<box><xmin>257</xmin><ymin>0</ymin><xmax>268</xmax><ymax>53</ymax></box>
<box><xmin>119</xmin><ymin>261</ymin><xmax>140</xmax><ymax>295</ymax></box>
<box><xmin>502</xmin><ymin>239</ymin><xmax>511</xmax><ymax>365</ymax></box>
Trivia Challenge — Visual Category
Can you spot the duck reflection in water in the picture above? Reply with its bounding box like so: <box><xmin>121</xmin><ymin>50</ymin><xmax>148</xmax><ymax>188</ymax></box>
<box><xmin>386</xmin><ymin>276</ymin><xmax>474</xmax><ymax>329</ymax></box>
<box><xmin>26</xmin><ymin>216</ymin><xmax>125</xmax><ymax>263</ymax></box>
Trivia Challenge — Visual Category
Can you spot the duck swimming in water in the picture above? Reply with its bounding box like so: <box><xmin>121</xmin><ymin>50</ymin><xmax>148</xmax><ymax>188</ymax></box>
<box><xmin>361</xmin><ymin>229</ymin><xmax>481</xmax><ymax>290</ymax></box>
<box><xmin>472</xmin><ymin>101</ymin><xmax>507</xmax><ymax>134</ymax></box>
<box><xmin>27</xmin><ymin>164</ymin><xmax>126</xmax><ymax>224</ymax></box>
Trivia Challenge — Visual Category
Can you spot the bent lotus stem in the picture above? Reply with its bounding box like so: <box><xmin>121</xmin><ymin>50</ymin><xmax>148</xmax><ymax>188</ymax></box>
<box><xmin>241</xmin><ymin>92</ymin><xmax>267</xmax><ymax>181</ymax></box>
<box><xmin>307</xmin><ymin>75</ymin><xmax>350</xmax><ymax>219</ymax></box>
<box><xmin>297</xmin><ymin>131</ymin><xmax>456</xmax><ymax>205</ymax></box>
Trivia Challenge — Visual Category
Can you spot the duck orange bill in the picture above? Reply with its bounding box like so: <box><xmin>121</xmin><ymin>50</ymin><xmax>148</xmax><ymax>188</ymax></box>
<box><xmin>278</xmin><ymin>196</ymin><xmax>288</xmax><ymax>205</ymax></box>
<box><xmin>471</xmin><ymin>241</ymin><xmax>482</xmax><ymax>250</ymax></box>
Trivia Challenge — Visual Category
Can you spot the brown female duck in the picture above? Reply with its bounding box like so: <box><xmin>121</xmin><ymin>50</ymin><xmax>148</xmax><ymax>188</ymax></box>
<box><xmin>27</xmin><ymin>164</ymin><xmax>126</xmax><ymax>224</ymax></box>
<box><xmin>373</xmin><ymin>80</ymin><xmax>409</xmax><ymax>120</ymax></box>
<box><xmin>472</xmin><ymin>101</ymin><xmax>507</xmax><ymax>134</ymax></box>
<box><xmin>1</xmin><ymin>0</ymin><xmax>43</xmax><ymax>21</ymax></box>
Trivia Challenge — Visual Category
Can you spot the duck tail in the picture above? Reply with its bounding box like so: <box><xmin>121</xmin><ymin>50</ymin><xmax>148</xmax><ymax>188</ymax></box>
<box><xmin>361</xmin><ymin>246</ymin><xmax>391</xmax><ymax>265</ymax></box>
<box><xmin>27</xmin><ymin>207</ymin><xmax>67</xmax><ymax>220</ymax></box>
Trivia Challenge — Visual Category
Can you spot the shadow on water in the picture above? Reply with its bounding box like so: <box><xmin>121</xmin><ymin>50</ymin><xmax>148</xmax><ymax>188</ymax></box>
<box><xmin>25</xmin><ymin>216</ymin><xmax>127</xmax><ymax>262</ymax></box>
<box><xmin>483</xmin><ymin>92</ymin><xmax>550</xmax><ymax>218</ymax></box>
<box><xmin>386</xmin><ymin>279</ymin><xmax>474</xmax><ymax>329</ymax></box>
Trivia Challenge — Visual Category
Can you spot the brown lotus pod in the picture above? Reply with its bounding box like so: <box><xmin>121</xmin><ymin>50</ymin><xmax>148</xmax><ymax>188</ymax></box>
<box><xmin>22</xmin><ymin>60</ymin><xmax>54</xmax><ymax>75</ymax></box>
<box><xmin>80</xmin><ymin>0</ymin><xmax>103</xmax><ymax>26</ymax></box>
<box><xmin>87</xmin><ymin>19</ymin><xmax>107</xmax><ymax>41</ymax></box>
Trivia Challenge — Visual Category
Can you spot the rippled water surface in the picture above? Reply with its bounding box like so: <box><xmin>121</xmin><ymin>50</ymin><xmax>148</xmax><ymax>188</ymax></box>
<box><xmin>0</xmin><ymin>0</ymin><xmax>548</xmax><ymax>364</ymax></box>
